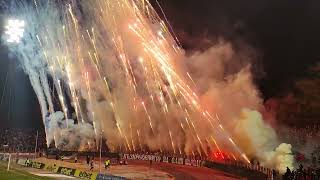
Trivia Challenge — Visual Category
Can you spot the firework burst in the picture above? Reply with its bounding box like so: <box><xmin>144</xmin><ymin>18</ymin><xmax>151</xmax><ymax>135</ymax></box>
<box><xmin>3</xmin><ymin>0</ymin><xmax>249</xmax><ymax>162</ymax></box>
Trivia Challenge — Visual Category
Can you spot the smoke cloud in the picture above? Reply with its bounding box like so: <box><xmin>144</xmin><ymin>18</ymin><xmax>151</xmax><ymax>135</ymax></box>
<box><xmin>185</xmin><ymin>41</ymin><xmax>294</xmax><ymax>172</ymax></box>
<box><xmin>46</xmin><ymin>111</ymin><xmax>96</xmax><ymax>150</ymax></box>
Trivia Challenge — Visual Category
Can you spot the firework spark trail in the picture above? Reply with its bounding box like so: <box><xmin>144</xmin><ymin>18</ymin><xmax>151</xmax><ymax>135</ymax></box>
<box><xmin>3</xmin><ymin>0</ymin><xmax>252</xmax><ymax>162</ymax></box>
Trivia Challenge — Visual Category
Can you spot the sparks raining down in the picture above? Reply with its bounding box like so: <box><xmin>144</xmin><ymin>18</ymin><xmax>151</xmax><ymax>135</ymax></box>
<box><xmin>3</xmin><ymin>0</ymin><xmax>250</xmax><ymax>163</ymax></box>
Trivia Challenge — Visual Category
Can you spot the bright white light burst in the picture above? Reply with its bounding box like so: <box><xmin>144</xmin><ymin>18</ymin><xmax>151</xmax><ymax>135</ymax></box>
<box><xmin>5</xmin><ymin>19</ymin><xmax>25</xmax><ymax>43</ymax></box>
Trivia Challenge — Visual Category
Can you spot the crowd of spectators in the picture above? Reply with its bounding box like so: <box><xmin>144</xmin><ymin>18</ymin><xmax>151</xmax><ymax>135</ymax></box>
<box><xmin>282</xmin><ymin>165</ymin><xmax>320</xmax><ymax>180</ymax></box>
<box><xmin>279</xmin><ymin>126</ymin><xmax>320</xmax><ymax>161</ymax></box>
<box><xmin>281</xmin><ymin>125</ymin><xmax>320</xmax><ymax>145</ymax></box>
<box><xmin>0</xmin><ymin>128</ymin><xmax>46</xmax><ymax>153</ymax></box>
<box><xmin>278</xmin><ymin>125</ymin><xmax>320</xmax><ymax>180</ymax></box>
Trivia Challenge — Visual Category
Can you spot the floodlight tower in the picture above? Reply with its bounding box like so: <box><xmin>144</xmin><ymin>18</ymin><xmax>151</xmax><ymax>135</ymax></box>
<box><xmin>4</xmin><ymin>19</ymin><xmax>25</xmax><ymax>43</ymax></box>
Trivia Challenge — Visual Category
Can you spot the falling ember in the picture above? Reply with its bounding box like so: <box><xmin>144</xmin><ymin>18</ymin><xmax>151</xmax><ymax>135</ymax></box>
<box><xmin>228</xmin><ymin>138</ymin><xmax>235</xmax><ymax>145</ymax></box>
<box><xmin>169</xmin><ymin>131</ymin><xmax>176</xmax><ymax>154</ymax></box>
<box><xmin>242</xmin><ymin>154</ymin><xmax>251</xmax><ymax>164</ymax></box>
<box><xmin>231</xmin><ymin>153</ymin><xmax>237</xmax><ymax>161</ymax></box>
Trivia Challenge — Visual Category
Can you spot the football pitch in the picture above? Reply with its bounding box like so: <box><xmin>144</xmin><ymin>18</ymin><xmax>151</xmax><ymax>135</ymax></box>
<box><xmin>0</xmin><ymin>161</ymin><xmax>52</xmax><ymax>180</ymax></box>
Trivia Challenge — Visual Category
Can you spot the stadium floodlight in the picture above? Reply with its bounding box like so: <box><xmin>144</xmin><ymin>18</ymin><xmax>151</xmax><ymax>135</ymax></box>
<box><xmin>4</xmin><ymin>19</ymin><xmax>25</xmax><ymax>43</ymax></box>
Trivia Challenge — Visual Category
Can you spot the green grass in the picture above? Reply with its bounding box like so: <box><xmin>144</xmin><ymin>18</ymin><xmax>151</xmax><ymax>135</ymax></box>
<box><xmin>0</xmin><ymin>161</ymin><xmax>52</xmax><ymax>180</ymax></box>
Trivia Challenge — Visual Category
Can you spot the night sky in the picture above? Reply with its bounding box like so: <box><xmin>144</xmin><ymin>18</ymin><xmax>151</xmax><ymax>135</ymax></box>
<box><xmin>0</xmin><ymin>0</ymin><xmax>319</xmax><ymax>128</ymax></box>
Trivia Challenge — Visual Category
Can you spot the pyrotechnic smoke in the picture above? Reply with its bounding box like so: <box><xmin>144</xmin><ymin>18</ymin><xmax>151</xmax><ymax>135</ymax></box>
<box><xmin>185</xmin><ymin>41</ymin><xmax>294</xmax><ymax>172</ymax></box>
<box><xmin>2</xmin><ymin>0</ymin><xmax>294</xmax><ymax>172</ymax></box>
<box><xmin>234</xmin><ymin>109</ymin><xmax>293</xmax><ymax>173</ymax></box>
<box><xmin>46</xmin><ymin>111</ymin><xmax>96</xmax><ymax>150</ymax></box>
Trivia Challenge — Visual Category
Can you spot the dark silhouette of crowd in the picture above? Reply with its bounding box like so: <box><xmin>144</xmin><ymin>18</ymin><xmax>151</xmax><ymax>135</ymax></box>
<box><xmin>279</xmin><ymin>125</ymin><xmax>320</xmax><ymax>180</ymax></box>
<box><xmin>0</xmin><ymin>128</ymin><xmax>46</xmax><ymax>152</ymax></box>
<box><xmin>282</xmin><ymin>165</ymin><xmax>320</xmax><ymax>180</ymax></box>
<box><xmin>281</xmin><ymin>125</ymin><xmax>320</xmax><ymax>146</ymax></box>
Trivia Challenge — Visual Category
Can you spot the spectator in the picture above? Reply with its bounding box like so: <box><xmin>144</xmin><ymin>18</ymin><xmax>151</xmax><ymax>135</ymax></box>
<box><xmin>272</xmin><ymin>169</ymin><xmax>277</xmax><ymax>180</ymax></box>
<box><xmin>105</xmin><ymin>159</ymin><xmax>110</xmax><ymax>169</ymax></box>
<box><xmin>86</xmin><ymin>155</ymin><xmax>90</xmax><ymax>165</ymax></box>
<box><xmin>90</xmin><ymin>159</ymin><xmax>94</xmax><ymax>171</ymax></box>
<box><xmin>74</xmin><ymin>156</ymin><xmax>78</xmax><ymax>163</ymax></box>
<box><xmin>283</xmin><ymin>167</ymin><xmax>291</xmax><ymax>180</ymax></box>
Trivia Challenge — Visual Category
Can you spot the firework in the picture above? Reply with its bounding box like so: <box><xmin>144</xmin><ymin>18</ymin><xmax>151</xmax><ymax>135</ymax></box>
<box><xmin>4</xmin><ymin>0</ymin><xmax>250</xmax><ymax>162</ymax></box>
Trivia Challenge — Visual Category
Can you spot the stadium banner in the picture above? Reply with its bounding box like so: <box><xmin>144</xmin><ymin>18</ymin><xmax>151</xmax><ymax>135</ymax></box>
<box><xmin>162</xmin><ymin>156</ymin><xmax>169</xmax><ymax>163</ymax></box>
<box><xmin>31</xmin><ymin>161</ymin><xmax>46</xmax><ymax>169</ymax></box>
<box><xmin>17</xmin><ymin>159</ymin><xmax>27</xmax><ymax>166</ymax></box>
<box><xmin>184</xmin><ymin>159</ymin><xmax>191</xmax><ymax>166</ymax></box>
<box><xmin>0</xmin><ymin>153</ymin><xmax>4</xmax><ymax>161</ymax></box>
<box><xmin>96</xmin><ymin>174</ymin><xmax>125</xmax><ymax>180</ymax></box>
<box><xmin>74</xmin><ymin>169</ymin><xmax>98</xmax><ymax>180</ymax></box>
<box><xmin>17</xmin><ymin>153</ymin><xmax>33</xmax><ymax>156</ymax></box>
<box><xmin>122</xmin><ymin>154</ymin><xmax>161</xmax><ymax>161</ymax></box>
<box><xmin>190</xmin><ymin>159</ymin><xmax>199</xmax><ymax>167</ymax></box>
<box><xmin>122</xmin><ymin>153</ymin><xmax>204</xmax><ymax>167</ymax></box>
<box><xmin>44</xmin><ymin>164</ymin><xmax>60</xmax><ymax>173</ymax></box>
<box><xmin>57</xmin><ymin>166</ymin><xmax>77</xmax><ymax>177</ymax></box>
<box><xmin>0</xmin><ymin>153</ymin><xmax>10</xmax><ymax>161</ymax></box>
<box><xmin>8</xmin><ymin>153</ymin><xmax>35</xmax><ymax>156</ymax></box>
<box><xmin>171</xmin><ymin>157</ymin><xmax>184</xmax><ymax>165</ymax></box>
<box><xmin>2</xmin><ymin>154</ymin><xmax>9</xmax><ymax>161</ymax></box>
